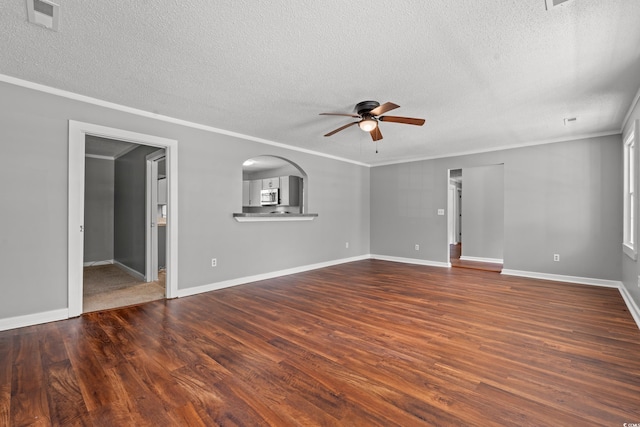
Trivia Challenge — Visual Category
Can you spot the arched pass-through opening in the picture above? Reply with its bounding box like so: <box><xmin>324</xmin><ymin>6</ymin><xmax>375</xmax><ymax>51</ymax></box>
<box><xmin>235</xmin><ymin>155</ymin><xmax>317</xmax><ymax>222</ymax></box>
<box><xmin>241</xmin><ymin>155</ymin><xmax>309</xmax><ymax>214</ymax></box>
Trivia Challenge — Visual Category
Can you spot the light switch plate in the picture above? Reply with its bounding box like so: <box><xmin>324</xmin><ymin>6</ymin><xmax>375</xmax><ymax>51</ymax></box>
<box><xmin>437</xmin><ymin>209</ymin><xmax>445</xmax><ymax>216</ymax></box>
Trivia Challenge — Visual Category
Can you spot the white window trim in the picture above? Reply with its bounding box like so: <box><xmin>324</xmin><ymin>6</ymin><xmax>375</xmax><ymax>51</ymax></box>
<box><xmin>623</xmin><ymin>120</ymin><xmax>638</xmax><ymax>260</ymax></box>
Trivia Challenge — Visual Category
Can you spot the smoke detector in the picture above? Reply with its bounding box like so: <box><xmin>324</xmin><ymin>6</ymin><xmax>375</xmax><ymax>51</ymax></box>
<box><xmin>26</xmin><ymin>0</ymin><xmax>59</xmax><ymax>31</ymax></box>
<box><xmin>545</xmin><ymin>0</ymin><xmax>573</xmax><ymax>10</ymax></box>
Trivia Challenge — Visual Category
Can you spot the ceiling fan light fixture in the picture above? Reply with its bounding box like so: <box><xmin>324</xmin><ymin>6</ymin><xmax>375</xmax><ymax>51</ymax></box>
<box><xmin>358</xmin><ymin>118</ymin><xmax>378</xmax><ymax>132</ymax></box>
<box><xmin>320</xmin><ymin>101</ymin><xmax>424</xmax><ymax>143</ymax></box>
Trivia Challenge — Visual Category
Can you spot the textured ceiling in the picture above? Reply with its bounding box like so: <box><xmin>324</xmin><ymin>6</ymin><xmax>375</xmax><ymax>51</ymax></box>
<box><xmin>2</xmin><ymin>0</ymin><xmax>640</xmax><ymax>166</ymax></box>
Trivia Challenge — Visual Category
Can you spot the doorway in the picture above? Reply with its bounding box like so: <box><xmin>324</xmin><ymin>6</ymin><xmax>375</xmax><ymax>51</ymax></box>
<box><xmin>447</xmin><ymin>166</ymin><xmax>503</xmax><ymax>273</ymax></box>
<box><xmin>68</xmin><ymin>121</ymin><xmax>178</xmax><ymax>317</ymax></box>
<box><xmin>448</xmin><ymin>169</ymin><xmax>463</xmax><ymax>265</ymax></box>
<box><xmin>82</xmin><ymin>140</ymin><xmax>168</xmax><ymax>312</ymax></box>
<box><xmin>146</xmin><ymin>150</ymin><xmax>167</xmax><ymax>282</ymax></box>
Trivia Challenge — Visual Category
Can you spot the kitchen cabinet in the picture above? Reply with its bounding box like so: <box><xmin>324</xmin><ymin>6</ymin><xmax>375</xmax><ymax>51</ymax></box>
<box><xmin>262</xmin><ymin>177</ymin><xmax>280</xmax><ymax>189</ymax></box>
<box><xmin>242</xmin><ymin>181</ymin><xmax>250</xmax><ymax>206</ymax></box>
<box><xmin>157</xmin><ymin>177</ymin><xmax>167</xmax><ymax>205</ymax></box>
<box><xmin>242</xmin><ymin>179</ymin><xmax>262</xmax><ymax>207</ymax></box>
<box><xmin>243</xmin><ymin>176</ymin><xmax>301</xmax><ymax>207</ymax></box>
<box><xmin>279</xmin><ymin>176</ymin><xmax>301</xmax><ymax>206</ymax></box>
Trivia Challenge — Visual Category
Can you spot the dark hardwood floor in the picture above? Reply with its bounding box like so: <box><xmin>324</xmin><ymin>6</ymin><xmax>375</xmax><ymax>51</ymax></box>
<box><xmin>2</xmin><ymin>260</ymin><xmax>640</xmax><ymax>426</ymax></box>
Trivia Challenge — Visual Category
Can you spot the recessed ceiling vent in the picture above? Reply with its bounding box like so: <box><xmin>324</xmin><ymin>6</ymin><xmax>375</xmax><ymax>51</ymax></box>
<box><xmin>545</xmin><ymin>0</ymin><xmax>573</xmax><ymax>10</ymax></box>
<box><xmin>26</xmin><ymin>0</ymin><xmax>59</xmax><ymax>31</ymax></box>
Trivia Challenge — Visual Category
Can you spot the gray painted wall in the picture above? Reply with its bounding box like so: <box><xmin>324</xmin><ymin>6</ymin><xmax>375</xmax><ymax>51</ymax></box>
<box><xmin>371</xmin><ymin>134</ymin><xmax>622</xmax><ymax>281</ymax></box>
<box><xmin>114</xmin><ymin>145</ymin><xmax>159</xmax><ymax>276</ymax></box>
<box><xmin>0</xmin><ymin>77</ymin><xmax>633</xmax><ymax>322</ymax></box>
<box><xmin>84</xmin><ymin>157</ymin><xmax>114</xmax><ymax>263</ymax></box>
<box><xmin>622</xmin><ymin>100</ymin><xmax>640</xmax><ymax>309</ymax></box>
<box><xmin>244</xmin><ymin>164</ymin><xmax>302</xmax><ymax>181</ymax></box>
<box><xmin>461</xmin><ymin>164</ymin><xmax>504</xmax><ymax>260</ymax></box>
<box><xmin>0</xmin><ymin>81</ymin><xmax>370</xmax><ymax>319</ymax></box>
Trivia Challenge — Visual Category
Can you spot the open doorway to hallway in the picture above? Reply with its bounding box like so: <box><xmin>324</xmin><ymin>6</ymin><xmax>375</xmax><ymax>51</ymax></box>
<box><xmin>447</xmin><ymin>167</ymin><xmax>503</xmax><ymax>273</ymax></box>
<box><xmin>68</xmin><ymin>120</ymin><xmax>179</xmax><ymax>318</ymax></box>
<box><xmin>448</xmin><ymin>169</ymin><xmax>463</xmax><ymax>265</ymax></box>
<box><xmin>82</xmin><ymin>136</ymin><xmax>167</xmax><ymax>312</ymax></box>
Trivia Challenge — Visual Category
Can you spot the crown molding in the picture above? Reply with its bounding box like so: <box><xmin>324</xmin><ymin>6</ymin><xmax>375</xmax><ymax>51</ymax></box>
<box><xmin>3</xmin><ymin>73</ymin><xmax>634</xmax><ymax>170</ymax></box>
<box><xmin>0</xmin><ymin>74</ymin><xmax>369</xmax><ymax>168</ymax></box>
<box><xmin>621</xmin><ymin>84</ymin><xmax>640</xmax><ymax>133</ymax></box>
<box><xmin>369</xmin><ymin>130</ymin><xmax>621</xmax><ymax>167</ymax></box>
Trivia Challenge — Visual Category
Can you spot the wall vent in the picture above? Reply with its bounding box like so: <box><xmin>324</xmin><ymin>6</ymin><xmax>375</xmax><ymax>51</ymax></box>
<box><xmin>545</xmin><ymin>0</ymin><xmax>573</xmax><ymax>10</ymax></box>
<box><xmin>26</xmin><ymin>0</ymin><xmax>59</xmax><ymax>31</ymax></box>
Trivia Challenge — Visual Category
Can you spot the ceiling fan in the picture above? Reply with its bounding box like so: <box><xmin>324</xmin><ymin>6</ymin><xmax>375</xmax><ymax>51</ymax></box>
<box><xmin>320</xmin><ymin>100</ymin><xmax>425</xmax><ymax>142</ymax></box>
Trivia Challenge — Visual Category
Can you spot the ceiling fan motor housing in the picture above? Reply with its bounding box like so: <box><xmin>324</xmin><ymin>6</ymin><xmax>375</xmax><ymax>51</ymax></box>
<box><xmin>321</xmin><ymin>100</ymin><xmax>423</xmax><ymax>143</ymax></box>
<box><xmin>355</xmin><ymin>100</ymin><xmax>380</xmax><ymax>115</ymax></box>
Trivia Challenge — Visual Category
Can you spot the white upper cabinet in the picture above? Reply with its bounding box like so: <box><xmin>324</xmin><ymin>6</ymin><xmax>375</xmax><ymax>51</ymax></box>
<box><xmin>157</xmin><ymin>177</ymin><xmax>167</xmax><ymax>205</ymax></box>
<box><xmin>262</xmin><ymin>177</ymin><xmax>280</xmax><ymax>189</ymax></box>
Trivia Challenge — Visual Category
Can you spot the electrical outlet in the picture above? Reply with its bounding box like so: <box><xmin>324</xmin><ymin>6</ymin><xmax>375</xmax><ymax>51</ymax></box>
<box><xmin>415</xmin><ymin>244</ymin><xmax>420</xmax><ymax>251</ymax></box>
<box><xmin>345</xmin><ymin>242</ymin><xmax>349</xmax><ymax>249</ymax></box>
<box><xmin>553</xmin><ymin>254</ymin><xmax>560</xmax><ymax>262</ymax></box>
<box><xmin>637</xmin><ymin>276</ymin><xmax>640</xmax><ymax>288</ymax></box>
<box><xmin>211</xmin><ymin>258</ymin><xmax>217</xmax><ymax>267</ymax></box>
<box><xmin>437</xmin><ymin>209</ymin><xmax>445</xmax><ymax>216</ymax></box>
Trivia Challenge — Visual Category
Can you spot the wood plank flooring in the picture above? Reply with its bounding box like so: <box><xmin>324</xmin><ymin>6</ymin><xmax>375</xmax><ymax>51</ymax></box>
<box><xmin>2</xmin><ymin>260</ymin><xmax>640</xmax><ymax>426</ymax></box>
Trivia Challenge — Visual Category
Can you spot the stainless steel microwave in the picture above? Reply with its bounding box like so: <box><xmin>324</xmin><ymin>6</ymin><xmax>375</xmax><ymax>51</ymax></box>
<box><xmin>260</xmin><ymin>188</ymin><xmax>279</xmax><ymax>206</ymax></box>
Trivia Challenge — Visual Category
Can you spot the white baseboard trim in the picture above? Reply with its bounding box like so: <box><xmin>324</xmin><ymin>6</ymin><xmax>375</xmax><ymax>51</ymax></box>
<box><xmin>501</xmin><ymin>269</ymin><xmax>622</xmax><ymax>288</ymax></box>
<box><xmin>113</xmin><ymin>260</ymin><xmax>146</xmax><ymax>282</ymax></box>
<box><xmin>4</xmin><ymin>258</ymin><xmax>637</xmax><ymax>332</ymax></box>
<box><xmin>371</xmin><ymin>254</ymin><xmax>451</xmax><ymax>268</ymax></box>
<box><xmin>460</xmin><ymin>256</ymin><xmax>504</xmax><ymax>264</ymax></box>
<box><xmin>0</xmin><ymin>308</ymin><xmax>69</xmax><ymax>332</ymax></box>
<box><xmin>177</xmin><ymin>254</ymin><xmax>371</xmax><ymax>298</ymax></box>
<box><xmin>618</xmin><ymin>285</ymin><xmax>640</xmax><ymax>331</ymax></box>
<box><xmin>83</xmin><ymin>259</ymin><xmax>114</xmax><ymax>267</ymax></box>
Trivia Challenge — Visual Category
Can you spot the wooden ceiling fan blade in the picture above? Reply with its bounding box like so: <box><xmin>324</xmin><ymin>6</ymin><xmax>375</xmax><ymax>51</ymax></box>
<box><xmin>370</xmin><ymin>126</ymin><xmax>383</xmax><ymax>141</ymax></box>
<box><xmin>369</xmin><ymin>102</ymin><xmax>400</xmax><ymax>117</ymax></box>
<box><xmin>320</xmin><ymin>112</ymin><xmax>361</xmax><ymax>118</ymax></box>
<box><xmin>324</xmin><ymin>121</ymin><xmax>358</xmax><ymax>137</ymax></box>
<box><xmin>379</xmin><ymin>116</ymin><xmax>425</xmax><ymax>126</ymax></box>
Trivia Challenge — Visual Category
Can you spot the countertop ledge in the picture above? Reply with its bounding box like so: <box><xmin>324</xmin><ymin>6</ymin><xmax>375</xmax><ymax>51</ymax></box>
<box><xmin>233</xmin><ymin>213</ymin><xmax>318</xmax><ymax>222</ymax></box>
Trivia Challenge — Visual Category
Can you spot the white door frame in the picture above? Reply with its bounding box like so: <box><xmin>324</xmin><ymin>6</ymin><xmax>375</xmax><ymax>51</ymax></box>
<box><xmin>146</xmin><ymin>150</ymin><xmax>165</xmax><ymax>282</ymax></box>
<box><xmin>456</xmin><ymin>187</ymin><xmax>462</xmax><ymax>244</ymax></box>
<box><xmin>447</xmin><ymin>169</ymin><xmax>462</xmax><ymax>263</ymax></box>
<box><xmin>68</xmin><ymin>120</ymin><xmax>179</xmax><ymax>317</ymax></box>
<box><xmin>448</xmin><ymin>184</ymin><xmax>456</xmax><ymax>245</ymax></box>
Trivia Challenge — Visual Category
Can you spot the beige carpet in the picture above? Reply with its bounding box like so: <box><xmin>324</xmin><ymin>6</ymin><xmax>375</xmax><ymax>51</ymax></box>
<box><xmin>83</xmin><ymin>264</ymin><xmax>165</xmax><ymax>313</ymax></box>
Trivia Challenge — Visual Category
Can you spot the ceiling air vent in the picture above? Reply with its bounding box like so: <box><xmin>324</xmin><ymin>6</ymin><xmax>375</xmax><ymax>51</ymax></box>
<box><xmin>545</xmin><ymin>0</ymin><xmax>573</xmax><ymax>10</ymax></box>
<box><xmin>26</xmin><ymin>0</ymin><xmax>59</xmax><ymax>31</ymax></box>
